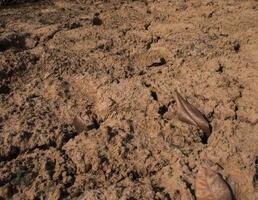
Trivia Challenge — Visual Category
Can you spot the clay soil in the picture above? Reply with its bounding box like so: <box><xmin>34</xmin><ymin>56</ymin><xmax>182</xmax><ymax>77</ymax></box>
<box><xmin>0</xmin><ymin>0</ymin><xmax>258</xmax><ymax>199</ymax></box>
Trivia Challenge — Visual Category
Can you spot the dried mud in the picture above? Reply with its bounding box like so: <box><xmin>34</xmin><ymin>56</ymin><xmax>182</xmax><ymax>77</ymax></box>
<box><xmin>0</xmin><ymin>0</ymin><xmax>258</xmax><ymax>199</ymax></box>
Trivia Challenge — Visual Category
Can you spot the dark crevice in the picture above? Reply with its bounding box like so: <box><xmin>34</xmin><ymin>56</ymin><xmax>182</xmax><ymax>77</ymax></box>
<box><xmin>106</xmin><ymin>126</ymin><xmax>118</xmax><ymax>142</ymax></box>
<box><xmin>85</xmin><ymin>118</ymin><xmax>101</xmax><ymax>131</ymax></box>
<box><xmin>146</xmin><ymin>36</ymin><xmax>160</xmax><ymax>50</ymax></box>
<box><xmin>233</xmin><ymin>41</ymin><xmax>240</xmax><ymax>53</ymax></box>
<box><xmin>148</xmin><ymin>57</ymin><xmax>166</xmax><ymax>67</ymax></box>
<box><xmin>92</xmin><ymin>13</ymin><xmax>102</xmax><ymax>26</ymax></box>
<box><xmin>180</xmin><ymin>176</ymin><xmax>196</xmax><ymax>199</ymax></box>
<box><xmin>143</xmin><ymin>82</ymin><xmax>151</xmax><ymax>87</ymax></box>
<box><xmin>158</xmin><ymin>105</ymin><xmax>168</xmax><ymax>116</ymax></box>
<box><xmin>0</xmin><ymin>146</ymin><xmax>20</xmax><ymax>162</ymax></box>
<box><xmin>61</xmin><ymin>131</ymin><xmax>77</xmax><ymax>146</ymax></box>
<box><xmin>207</xmin><ymin>110</ymin><xmax>215</xmax><ymax>120</ymax></box>
<box><xmin>167</xmin><ymin>100</ymin><xmax>176</xmax><ymax>107</ymax></box>
<box><xmin>138</xmin><ymin>70</ymin><xmax>146</xmax><ymax>76</ymax></box>
<box><xmin>60</xmin><ymin>124</ymin><xmax>78</xmax><ymax>147</ymax></box>
<box><xmin>123</xmin><ymin>134</ymin><xmax>134</xmax><ymax>144</ymax></box>
<box><xmin>201</xmin><ymin>122</ymin><xmax>212</xmax><ymax>144</ymax></box>
<box><xmin>216</xmin><ymin>62</ymin><xmax>224</xmax><ymax>73</ymax></box>
<box><xmin>150</xmin><ymin>91</ymin><xmax>158</xmax><ymax>101</ymax></box>
<box><xmin>144</xmin><ymin>22</ymin><xmax>151</xmax><ymax>30</ymax></box>
<box><xmin>201</xmin><ymin>133</ymin><xmax>209</xmax><ymax>144</ymax></box>
<box><xmin>45</xmin><ymin>158</ymin><xmax>55</xmax><ymax>179</ymax></box>
<box><xmin>27</xmin><ymin>140</ymin><xmax>57</xmax><ymax>154</ymax></box>
<box><xmin>127</xmin><ymin>170</ymin><xmax>141</xmax><ymax>182</ymax></box>
<box><xmin>152</xmin><ymin>184</ymin><xmax>164</xmax><ymax>193</ymax></box>
<box><xmin>254</xmin><ymin>157</ymin><xmax>258</xmax><ymax>183</ymax></box>
<box><xmin>20</xmin><ymin>131</ymin><xmax>33</xmax><ymax>141</ymax></box>
<box><xmin>151</xmin><ymin>183</ymin><xmax>172</xmax><ymax>200</ymax></box>
<box><xmin>234</xmin><ymin>105</ymin><xmax>239</xmax><ymax>120</ymax></box>
<box><xmin>42</xmin><ymin>29</ymin><xmax>62</xmax><ymax>42</ymax></box>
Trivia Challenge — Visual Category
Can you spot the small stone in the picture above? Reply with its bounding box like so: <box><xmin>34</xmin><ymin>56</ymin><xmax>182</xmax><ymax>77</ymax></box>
<box><xmin>72</xmin><ymin>113</ymin><xmax>93</xmax><ymax>132</ymax></box>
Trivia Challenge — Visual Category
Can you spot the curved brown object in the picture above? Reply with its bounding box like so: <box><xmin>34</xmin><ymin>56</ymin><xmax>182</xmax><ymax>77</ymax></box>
<box><xmin>195</xmin><ymin>166</ymin><xmax>233</xmax><ymax>200</ymax></box>
<box><xmin>174</xmin><ymin>90</ymin><xmax>211</xmax><ymax>136</ymax></box>
<box><xmin>73</xmin><ymin>115</ymin><xmax>87</xmax><ymax>132</ymax></box>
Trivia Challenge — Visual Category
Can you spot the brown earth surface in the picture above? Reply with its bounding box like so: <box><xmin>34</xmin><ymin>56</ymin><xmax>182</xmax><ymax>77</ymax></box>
<box><xmin>0</xmin><ymin>0</ymin><xmax>258</xmax><ymax>199</ymax></box>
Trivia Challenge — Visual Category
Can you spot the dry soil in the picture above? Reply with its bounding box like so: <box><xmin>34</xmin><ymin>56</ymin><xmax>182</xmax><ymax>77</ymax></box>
<box><xmin>0</xmin><ymin>0</ymin><xmax>258</xmax><ymax>200</ymax></box>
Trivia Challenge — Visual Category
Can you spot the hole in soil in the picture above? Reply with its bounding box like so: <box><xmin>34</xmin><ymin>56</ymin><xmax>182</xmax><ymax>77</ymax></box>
<box><xmin>201</xmin><ymin>134</ymin><xmax>208</xmax><ymax>144</ymax></box>
<box><xmin>158</xmin><ymin>105</ymin><xmax>168</xmax><ymax>116</ymax></box>
<box><xmin>233</xmin><ymin>42</ymin><xmax>240</xmax><ymax>52</ymax></box>
<box><xmin>144</xmin><ymin>22</ymin><xmax>151</xmax><ymax>30</ymax></box>
<box><xmin>216</xmin><ymin>63</ymin><xmax>224</xmax><ymax>73</ymax></box>
<box><xmin>45</xmin><ymin>158</ymin><xmax>55</xmax><ymax>178</ymax></box>
<box><xmin>201</xmin><ymin>125</ymin><xmax>212</xmax><ymax>144</ymax></box>
<box><xmin>158</xmin><ymin>57</ymin><xmax>166</xmax><ymax>65</ymax></box>
<box><xmin>20</xmin><ymin>131</ymin><xmax>33</xmax><ymax>141</ymax></box>
<box><xmin>234</xmin><ymin>105</ymin><xmax>239</xmax><ymax>120</ymax></box>
<box><xmin>92</xmin><ymin>14</ymin><xmax>102</xmax><ymax>26</ymax></box>
<box><xmin>150</xmin><ymin>91</ymin><xmax>158</xmax><ymax>101</ymax></box>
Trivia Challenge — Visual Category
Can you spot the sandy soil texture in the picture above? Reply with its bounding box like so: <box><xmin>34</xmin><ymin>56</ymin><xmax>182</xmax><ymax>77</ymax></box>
<box><xmin>0</xmin><ymin>0</ymin><xmax>258</xmax><ymax>199</ymax></box>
